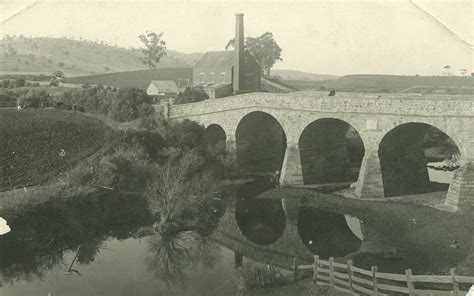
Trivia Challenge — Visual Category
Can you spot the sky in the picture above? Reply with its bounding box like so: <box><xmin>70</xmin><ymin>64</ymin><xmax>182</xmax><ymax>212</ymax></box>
<box><xmin>0</xmin><ymin>0</ymin><xmax>472</xmax><ymax>76</ymax></box>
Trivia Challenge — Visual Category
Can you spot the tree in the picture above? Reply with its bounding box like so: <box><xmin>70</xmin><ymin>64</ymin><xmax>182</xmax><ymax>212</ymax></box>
<box><xmin>138</xmin><ymin>31</ymin><xmax>167</xmax><ymax>68</ymax></box>
<box><xmin>175</xmin><ymin>86</ymin><xmax>209</xmax><ymax>104</ymax></box>
<box><xmin>49</xmin><ymin>70</ymin><xmax>64</xmax><ymax>87</ymax></box>
<box><xmin>226</xmin><ymin>32</ymin><xmax>282</xmax><ymax>76</ymax></box>
<box><xmin>443</xmin><ymin>65</ymin><xmax>452</xmax><ymax>76</ymax></box>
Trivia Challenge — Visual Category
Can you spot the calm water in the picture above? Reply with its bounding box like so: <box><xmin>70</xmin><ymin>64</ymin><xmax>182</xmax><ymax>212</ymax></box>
<box><xmin>0</xmin><ymin>169</ymin><xmax>471</xmax><ymax>295</ymax></box>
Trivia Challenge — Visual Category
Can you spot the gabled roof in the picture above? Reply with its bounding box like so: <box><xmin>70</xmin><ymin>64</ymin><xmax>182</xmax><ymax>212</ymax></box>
<box><xmin>148</xmin><ymin>80</ymin><xmax>178</xmax><ymax>93</ymax></box>
<box><xmin>194</xmin><ymin>51</ymin><xmax>235</xmax><ymax>71</ymax></box>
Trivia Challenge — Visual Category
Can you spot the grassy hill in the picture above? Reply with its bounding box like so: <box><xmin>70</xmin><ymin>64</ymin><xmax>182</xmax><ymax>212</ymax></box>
<box><xmin>0</xmin><ymin>36</ymin><xmax>203</xmax><ymax>77</ymax></box>
<box><xmin>0</xmin><ymin>109</ymin><xmax>113</xmax><ymax>191</ymax></box>
<box><xmin>272</xmin><ymin>69</ymin><xmax>338</xmax><ymax>81</ymax></box>
<box><xmin>284</xmin><ymin>74</ymin><xmax>474</xmax><ymax>94</ymax></box>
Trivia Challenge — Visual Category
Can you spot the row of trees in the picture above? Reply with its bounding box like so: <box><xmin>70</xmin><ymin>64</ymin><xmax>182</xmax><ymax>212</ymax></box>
<box><xmin>54</xmin><ymin>85</ymin><xmax>155</xmax><ymax>122</ymax></box>
<box><xmin>1</xmin><ymin>79</ymin><xmax>40</xmax><ymax>89</ymax></box>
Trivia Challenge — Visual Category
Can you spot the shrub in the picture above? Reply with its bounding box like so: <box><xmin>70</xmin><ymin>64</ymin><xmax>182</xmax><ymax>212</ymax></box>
<box><xmin>17</xmin><ymin>89</ymin><xmax>51</xmax><ymax>108</ymax></box>
<box><xmin>175</xmin><ymin>86</ymin><xmax>209</xmax><ymax>104</ymax></box>
<box><xmin>165</xmin><ymin>119</ymin><xmax>206</xmax><ymax>150</ymax></box>
<box><xmin>138</xmin><ymin>103</ymin><xmax>155</xmax><ymax>118</ymax></box>
<box><xmin>14</xmin><ymin>79</ymin><xmax>25</xmax><ymax>88</ymax></box>
<box><xmin>2</xmin><ymin>80</ymin><xmax>10</xmax><ymax>88</ymax></box>
<box><xmin>110</xmin><ymin>87</ymin><xmax>151</xmax><ymax>122</ymax></box>
<box><xmin>240</xmin><ymin>262</ymin><xmax>288</xmax><ymax>290</ymax></box>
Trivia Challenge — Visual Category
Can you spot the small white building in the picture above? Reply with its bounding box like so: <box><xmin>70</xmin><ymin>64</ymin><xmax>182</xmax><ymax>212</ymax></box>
<box><xmin>146</xmin><ymin>80</ymin><xmax>179</xmax><ymax>102</ymax></box>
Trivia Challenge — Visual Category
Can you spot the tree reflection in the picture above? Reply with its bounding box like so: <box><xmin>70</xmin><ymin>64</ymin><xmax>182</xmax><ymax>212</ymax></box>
<box><xmin>0</xmin><ymin>193</ymin><xmax>153</xmax><ymax>286</ymax></box>
<box><xmin>142</xmin><ymin>152</ymin><xmax>227</xmax><ymax>288</ymax></box>
<box><xmin>145</xmin><ymin>232</ymin><xmax>221</xmax><ymax>288</ymax></box>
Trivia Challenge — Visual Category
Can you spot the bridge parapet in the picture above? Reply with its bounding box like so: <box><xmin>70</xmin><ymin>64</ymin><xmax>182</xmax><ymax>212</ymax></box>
<box><xmin>169</xmin><ymin>92</ymin><xmax>474</xmax><ymax>119</ymax></box>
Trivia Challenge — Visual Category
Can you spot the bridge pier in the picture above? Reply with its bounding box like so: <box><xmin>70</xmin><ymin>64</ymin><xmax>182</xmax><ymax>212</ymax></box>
<box><xmin>279</xmin><ymin>143</ymin><xmax>304</xmax><ymax>186</ymax></box>
<box><xmin>445</xmin><ymin>160</ymin><xmax>474</xmax><ymax>212</ymax></box>
<box><xmin>226</xmin><ymin>133</ymin><xmax>236</xmax><ymax>158</ymax></box>
<box><xmin>354</xmin><ymin>150</ymin><xmax>385</xmax><ymax>198</ymax></box>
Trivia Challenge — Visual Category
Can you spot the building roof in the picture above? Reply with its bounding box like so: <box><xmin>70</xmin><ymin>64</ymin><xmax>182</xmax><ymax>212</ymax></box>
<box><xmin>148</xmin><ymin>80</ymin><xmax>178</xmax><ymax>94</ymax></box>
<box><xmin>194</xmin><ymin>51</ymin><xmax>235</xmax><ymax>71</ymax></box>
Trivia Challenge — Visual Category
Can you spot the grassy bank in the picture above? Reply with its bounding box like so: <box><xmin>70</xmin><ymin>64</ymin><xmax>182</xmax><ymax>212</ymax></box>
<box><xmin>0</xmin><ymin>109</ymin><xmax>113</xmax><ymax>191</ymax></box>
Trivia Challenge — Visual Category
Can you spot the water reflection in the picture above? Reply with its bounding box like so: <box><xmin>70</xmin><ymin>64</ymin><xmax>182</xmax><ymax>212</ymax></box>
<box><xmin>0</xmin><ymin>193</ymin><xmax>152</xmax><ymax>287</ymax></box>
<box><xmin>1</xmin><ymin>177</ymin><xmax>472</xmax><ymax>294</ymax></box>
<box><xmin>145</xmin><ymin>232</ymin><xmax>222</xmax><ymax>288</ymax></box>
<box><xmin>297</xmin><ymin>207</ymin><xmax>362</xmax><ymax>258</ymax></box>
<box><xmin>235</xmin><ymin>179</ymin><xmax>286</xmax><ymax>245</ymax></box>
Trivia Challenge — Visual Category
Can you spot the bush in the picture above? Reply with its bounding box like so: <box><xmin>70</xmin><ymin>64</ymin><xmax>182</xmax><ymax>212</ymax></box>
<box><xmin>120</xmin><ymin>129</ymin><xmax>166</xmax><ymax>161</ymax></box>
<box><xmin>138</xmin><ymin>103</ymin><xmax>155</xmax><ymax>118</ymax></box>
<box><xmin>165</xmin><ymin>119</ymin><xmax>206</xmax><ymax>150</ymax></box>
<box><xmin>2</xmin><ymin>80</ymin><xmax>10</xmax><ymax>88</ymax></box>
<box><xmin>17</xmin><ymin>89</ymin><xmax>51</xmax><ymax>108</ymax></box>
<box><xmin>175</xmin><ymin>86</ymin><xmax>209</xmax><ymax>104</ymax></box>
<box><xmin>110</xmin><ymin>87</ymin><xmax>151</xmax><ymax>122</ymax></box>
<box><xmin>14</xmin><ymin>79</ymin><xmax>25</xmax><ymax>88</ymax></box>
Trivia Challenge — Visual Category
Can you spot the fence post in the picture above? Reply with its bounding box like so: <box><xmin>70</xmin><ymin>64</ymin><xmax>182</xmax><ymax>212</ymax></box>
<box><xmin>405</xmin><ymin>269</ymin><xmax>414</xmax><ymax>296</ymax></box>
<box><xmin>371</xmin><ymin>266</ymin><xmax>378</xmax><ymax>295</ymax></box>
<box><xmin>313</xmin><ymin>255</ymin><xmax>319</xmax><ymax>285</ymax></box>
<box><xmin>347</xmin><ymin>260</ymin><xmax>354</xmax><ymax>296</ymax></box>
<box><xmin>450</xmin><ymin>268</ymin><xmax>459</xmax><ymax>296</ymax></box>
<box><xmin>329</xmin><ymin>257</ymin><xmax>335</xmax><ymax>294</ymax></box>
<box><xmin>292</xmin><ymin>257</ymin><xmax>298</xmax><ymax>281</ymax></box>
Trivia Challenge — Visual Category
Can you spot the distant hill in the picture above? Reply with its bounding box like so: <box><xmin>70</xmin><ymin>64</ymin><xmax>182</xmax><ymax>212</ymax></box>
<box><xmin>284</xmin><ymin>74</ymin><xmax>474</xmax><ymax>94</ymax></box>
<box><xmin>271</xmin><ymin>69</ymin><xmax>338</xmax><ymax>81</ymax></box>
<box><xmin>0</xmin><ymin>36</ymin><xmax>203</xmax><ymax>77</ymax></box>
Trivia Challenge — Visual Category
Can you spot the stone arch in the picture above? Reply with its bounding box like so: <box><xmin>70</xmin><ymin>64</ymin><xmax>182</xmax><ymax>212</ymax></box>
<box><xmin>235</xmin><ymin>111</ymin><xmax>287</xmax><ymax>173</ymax></box>
<box><xmin>298</xmin><ymin>118</ymin><xmax>365</xmax><ymax>185</ymax></box>
<box><xmin>378</xmin><ymin>122</ymin><xmax>461</xmax><ymax>197</ymax></box>
<box><xmin>377</xmin><ymin>118</ymin><xmax>466</xmax><ymax>159</ymax></box>
<box><xmin>204</xmin><ymin>124</ymin><xmax>227</xmax><ymax>152</ymax></box>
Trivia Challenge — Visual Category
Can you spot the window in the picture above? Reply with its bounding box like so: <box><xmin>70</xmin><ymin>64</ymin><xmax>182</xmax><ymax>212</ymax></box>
<box><xmin>221</xmin><ymin>72</ymin><xmax>226</xmax><ymax>82</ymax></box>
<box><xmin>210</xmin><ymin>72</ymin><xmax>215</xmax><ymax>83</ymax></box>
<box><xmin>200</xmin><ymin>72</ymin><xmax>205</xmax><ymax>82</ymax></box>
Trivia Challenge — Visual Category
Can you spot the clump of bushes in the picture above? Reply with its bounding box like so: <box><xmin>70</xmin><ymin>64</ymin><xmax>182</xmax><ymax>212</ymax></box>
<box><xmin>175</xmin><ymin>86</ymin><xmax>209</xmax><ymax>104</ymax></box>
<box><xmin>17</xmin><ymin>89</ymin><xmax>51</xmax><ymax>108</ymax></box>
<box><xmin>240</xmin><ymin>262</ymin><xmax>289</xmax><ymax>291</ymax></box>
<box><xmin>54</xmin><ymin>85</ymin><xmax>155</xmax><ymax>122</ymax></box>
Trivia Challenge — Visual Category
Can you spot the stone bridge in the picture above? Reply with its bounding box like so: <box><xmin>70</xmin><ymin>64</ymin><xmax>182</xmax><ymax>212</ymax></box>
<box><xmin>165</xmin><ymin>91</ymin><xmax>474</xmax><ymax>211</ymax></box>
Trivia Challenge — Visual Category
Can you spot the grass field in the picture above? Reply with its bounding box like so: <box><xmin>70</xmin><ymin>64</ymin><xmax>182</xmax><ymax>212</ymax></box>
<box><xmin>0</xmin><ymin>109</ymin><xmax>113</xmax><ymax>191</ymax></box>
<box><xmin>284</xmin><ymin>74</ymin><xmax>474</xmax><ymax>93</ymax></box>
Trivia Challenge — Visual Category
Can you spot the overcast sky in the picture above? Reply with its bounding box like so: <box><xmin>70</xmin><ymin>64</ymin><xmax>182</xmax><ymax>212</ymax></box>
<box><xmin>0</xmin><ymin>0</ymin><xmax>472</xmax><ymax>76</ymax></box>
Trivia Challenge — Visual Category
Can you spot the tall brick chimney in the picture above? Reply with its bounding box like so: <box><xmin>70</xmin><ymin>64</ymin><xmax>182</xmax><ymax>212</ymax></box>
<box><xmin>233</xmin><ymin>13</ymin><xmax>244</xmax><ymax>94</ymax></box>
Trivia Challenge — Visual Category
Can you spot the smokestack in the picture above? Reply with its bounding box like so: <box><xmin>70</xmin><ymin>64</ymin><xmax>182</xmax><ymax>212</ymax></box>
<box><xmin>233</xmin><ymin>13</ymin><xmax>244</xmax><ymax>94</ymax></box>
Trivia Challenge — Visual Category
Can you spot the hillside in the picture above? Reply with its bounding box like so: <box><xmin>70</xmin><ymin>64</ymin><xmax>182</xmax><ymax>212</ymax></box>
<box><xmin>0</xmin><ymin>109</ymin><xmax>113</xmax><ymax>191</ymax></box>
<box><xmin>271</xmin><ymin>69</ymin><xmax>338</xmax><ymax>81</ymax></box>
<box><xmin>284</xmin><ymin>74</ymin><xmax>474</xmax><ymax>94</ymax></box>
<box><xmin>0</xmin><ymin>36</ymin><xmax>203</xmax><ymax>76</ymax></box>
<box><xmin>323</xmin><ymin>74</ymin><xmax>474</xmax><ymax>93</ymax></box>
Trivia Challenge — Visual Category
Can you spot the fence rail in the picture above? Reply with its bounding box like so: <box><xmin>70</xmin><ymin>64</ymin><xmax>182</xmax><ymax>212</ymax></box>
<box><xmin>294</xmin><ymin>255</ymin><xmax>473</xmax><ymax>295</ymax></box>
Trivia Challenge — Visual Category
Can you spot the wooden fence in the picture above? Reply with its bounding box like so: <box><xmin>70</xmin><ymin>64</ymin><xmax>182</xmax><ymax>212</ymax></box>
<box><xmin>294</xmin><ymin>256</ymin><xmax>474</xmax><ymax>295</ymax></box>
